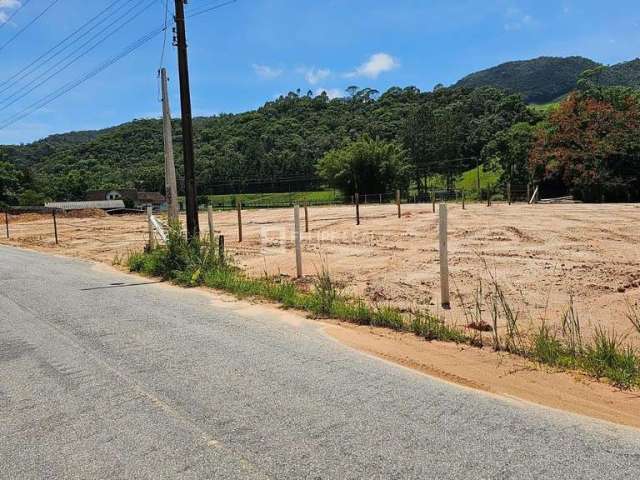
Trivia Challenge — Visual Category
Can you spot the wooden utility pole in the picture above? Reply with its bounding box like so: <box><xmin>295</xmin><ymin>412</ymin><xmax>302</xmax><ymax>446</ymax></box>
<box><xmin>174</xmin><ymin>0</ymin><xmax>199</xmax><ymax>239</ymax></box>
<box><xmin>159</xmin><ymin>67</ymin><xmax>179</xmax><ymax>223</ymax></box>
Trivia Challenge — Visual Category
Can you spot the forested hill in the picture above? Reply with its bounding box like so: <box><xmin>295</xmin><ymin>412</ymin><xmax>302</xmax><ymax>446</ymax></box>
<box><xmin>2</xmin><ymin>86</ymin><xmax>537</xmax><ymax>201</ymax></box>
<box><xmin>454</xmin><ymin>56</ymin><xmax>600</xmax><ymax>103</ymax></box>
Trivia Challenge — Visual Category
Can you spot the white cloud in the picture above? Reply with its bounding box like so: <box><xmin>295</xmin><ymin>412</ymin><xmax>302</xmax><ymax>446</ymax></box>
<box><xmin>0</xmin><ymin>12</ymin><xmax>8</xmax><ymax>24</ymax></box>
<box><xmin>504</xmin><ymin>8</ymin><xmax>535</xmax><ymax>31</ymax></box>
<box><xmin>252</xmin><ymin>64</ymin><xmax>283</xmax><ymax>80</ymax></box>
<box><xmin>314</xmin><ymin>88</ymin><xmax>343</xmax><ymax>100</ymax></box>
<box><xmin>346</xmin><ymin>53</ymin><xmax>400</xmax><ymax>79</ymax></box>
<box><xmin>0</xmin><ymin>0</ymin><xmax>21</xmax><ymax>9</ymax></box>
<box><xmin>297</xmin><ymin>67</ymin><xmax>331</xmax><ymax>85</ymax></box>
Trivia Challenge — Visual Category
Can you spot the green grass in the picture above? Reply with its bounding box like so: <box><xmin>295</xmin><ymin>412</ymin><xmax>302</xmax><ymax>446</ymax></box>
<box><xmin>124</xmin><ymin>230</ymin><xmax>640</xmax><ymax>391</ymax></box>
<box><xmin>530</xmin><ymin>101</ymin><xmax>561</xmax><ymax>114</ymax></box>
<box><xmin>179</xmin><ymin>190</ymin><xmax>343</xmax><ymax>208</ymax></box>
<box><xmin>455</xmin><ymin>165</ymin><xmax>501</xmax><ymax>192</ymax></box>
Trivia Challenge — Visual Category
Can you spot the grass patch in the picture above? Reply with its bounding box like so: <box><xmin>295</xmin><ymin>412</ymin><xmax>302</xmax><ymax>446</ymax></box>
<box><xmin>125</xmin><ymin>230</ymin><xmax>640</xmax><ymax>391</ymax></box>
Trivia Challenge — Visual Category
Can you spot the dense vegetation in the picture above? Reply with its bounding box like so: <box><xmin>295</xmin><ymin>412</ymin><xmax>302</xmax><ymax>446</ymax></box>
<box><xmin>455</xmin><ymin>56</ymin><xmax>640</xmax><ymax>104</ymax></box>
<box><xmin>2</xmin><ymin>55</ymin><xmax>640</xmax><ymax>206</ymax></box>
<box><xmin>1</xmin><ymin>85</ymin><xmax>534</xmax><ymax>203</ymax></box>
<box><xmin>455</xmin><ymin>56</ymin><xmax>599</xmax><ymax>103</ymax></box>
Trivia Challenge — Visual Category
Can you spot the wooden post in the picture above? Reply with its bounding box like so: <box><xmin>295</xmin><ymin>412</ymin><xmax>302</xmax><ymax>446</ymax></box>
<box><xmin>526</xmin><ymin>184</ymin><xmax>531</xmax><ymax>203</ymax></box>
<box><xmin>462</xmin><ymin>191</ymin><xmax>465</xmax><ymax>210</ymax></box>
<box><xmin>507</xmin><ymin>183</ymin><xmax>512</xmax><ymax>205</ymax></box>
<box><xmin>207</xmin><ymin>205</ymin><xmax>214</xmax><ymax>243</ymax></box>
<box><xmin>294</xmin><ymin>204</ymin><xmax>303</xmax><ymax>279</ymax></box>
<box><xmin>432</xmin><ymin>191</ymin><xmax>436</xmax><ymax>213</ymax></box>
<box><xmin>147</xmin><ymin>206</ymin><xmax>155</xmax><ymax>250</ymax></box>
<box><xmin>439</xmin><ymin>203</ymin><xmax>450</xmax><ymax>308</ymax></box>
<box><xmin>52</xmin><ymin>209</ymin><xmax>58</xmax><ymax>245</ymax></box>
<box><xmin>304</xmin><ymin>202</ymin><xmax>309</xmax><ymax>233</ymax></box>
<box><xmin>236</xmin><ymin>200</ymin><xmax>243</xmax><ymax>242</ymax></box>
<box><xmin>355</xmin><ymin>193</ymin><xmax>360</xmax><ymax>225</ymax></box>
<box><xmin>379</xmin><ymin>193</ymin><xmax>382</xmax><ymax>204</ymax></box>
<box><xmin>218</xmin><ymin>235</ymin><xmax>225</xmax><ymax>262</ymax></box>
<box><xmin>396</xmin><ymin>189</ymin><xmax>401</xmax><ymax>218</ymax></box>
<box><xmin>4</xmin><ymin>210</ymin><xmax>8</xmax><ymax>239</ymax></box>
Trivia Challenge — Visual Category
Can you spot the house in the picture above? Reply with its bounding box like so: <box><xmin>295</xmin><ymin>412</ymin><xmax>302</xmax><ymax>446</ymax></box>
<box><xmin>45</xmin><ymin>200</ymin><xmax>125</xmax><ymax>211</ymax></box>
<box><xmin>86</xmin><ymin>189</ymin><xmax>166</xmax><ymax>208</ymax></box>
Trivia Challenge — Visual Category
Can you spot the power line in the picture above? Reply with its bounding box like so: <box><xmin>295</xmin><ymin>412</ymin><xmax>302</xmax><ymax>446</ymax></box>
<box><xmin>187</xmin><ymin>0</ymin><xmax>237</xmax><ymax>19</ymax></box>
<box><xmin>0</xmin><ymin>0</ymin><xmax>127</xmax><ymax>97</ymax></box>
<box><xmin>0</xmin><ymin>25</ymin><xmax>166</xmax><ymax>130</ymax></box>
<box><xmin>0</xmin><ymin>0</ymin><xmax>61</xmax><ymax>54</ymax></box>
<box><xmin>0</xmin><ymin>0</ymin><xmax>157</xmax><ymax>111</ymax></box>
<box><xmin>0</xmin><ymin>0</ymin><xmax>33</xmax><ymax>32</ymax></box>
<box><xmin>158</xmin><ymin>0</ymin><xmax>169</xmax><ymax>69</ymax></box>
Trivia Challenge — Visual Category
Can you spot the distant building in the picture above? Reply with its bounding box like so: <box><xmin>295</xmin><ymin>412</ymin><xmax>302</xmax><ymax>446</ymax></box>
<box><xmin>86</xmin><ymin>189</ymin><xmax>165</xmax><ymax>207</ymax></box>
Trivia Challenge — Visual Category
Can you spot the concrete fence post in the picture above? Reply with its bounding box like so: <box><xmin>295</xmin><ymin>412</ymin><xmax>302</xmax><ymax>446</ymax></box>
<box><xmin>439</xmin><ymin>203</ymin><xmax>450</xmax><ymax>308</ymax></box>
<box><xmin>294</xmin><ymin>204</ymin><xmax>303</xmax><ymax>279</ymax></box>
<box><xmin>147</xmin><ymin>206</ymin><xmax>155</xmax><ymax>250</ymax></box>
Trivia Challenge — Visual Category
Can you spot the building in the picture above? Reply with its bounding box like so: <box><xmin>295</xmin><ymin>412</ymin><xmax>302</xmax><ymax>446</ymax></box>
<box><xmin>45</xmin><ymin>200</ymin><xmax>125</xmax><ymax>211</ymax></box>
<box><xmin>86</xmin><ymin>190</ymin><xmax>166</xmax><ymax>208</ymax></box>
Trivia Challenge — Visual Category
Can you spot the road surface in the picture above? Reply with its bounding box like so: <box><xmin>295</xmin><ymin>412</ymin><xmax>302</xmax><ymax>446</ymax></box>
<box><xmin>1</xmin><ymin>246</ymin><xmax>639</xmax><ymax>479</ymax></box>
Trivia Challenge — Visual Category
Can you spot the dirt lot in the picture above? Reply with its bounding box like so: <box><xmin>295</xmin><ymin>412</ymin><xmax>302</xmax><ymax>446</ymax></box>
<box><xmin>3</xmin><ymin>202</ymin><xmax>640</xmax><ymax>344</ymax></box>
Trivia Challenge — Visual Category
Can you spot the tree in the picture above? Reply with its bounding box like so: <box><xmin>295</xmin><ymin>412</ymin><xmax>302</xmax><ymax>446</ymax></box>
<box><xmin>316</xmin><ymin>136</ymin><xmax>411</xmax><ymax>196</ymax></box>
<box><xmin>481</xmin><ymin>122</ymin><xmax>536</xmax><ymax>187</ymax></box>
<box><xmin>529</xmin><ymin>90</ymin><xmax>640</xmax><ymax>201</ymax></box>
<box><xmin>0</xmin><ymin>160</ymin><xmax>21</xmax><ymax>206</ymax></box>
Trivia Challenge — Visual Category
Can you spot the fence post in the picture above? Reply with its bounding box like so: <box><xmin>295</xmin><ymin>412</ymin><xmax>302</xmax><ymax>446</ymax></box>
<box><xmin>207</xmin><ymin>205</ymin><xmax>215</xmax><ymax>243</ymax></box>
<box><xmin>507</xmin><ymin>182</ymin><xmax>512</xmax><ymax>205</ymax></box>
<box><xmin>396</xmin><ymin>189</ymin><xmax>401</xmax><ymax>218</ymax></box>
<box><xmin>294</xmin><ymin>204</ymin><xmax>303</xmax><ymax>279</ymax></box>
<box><xmin>218</xmin><ymin>235</ymin><xmax>225</xmax><ymax>262</ymax></box>
<box><xmin>432</xmin><ymin>191</ymin><xmax>436</xmax><ymax>213</ymax></box>
<box><xmin>355</xmin><ymin>193</ymin><xmax>360</xmax><ymax>225</ymax></box>
<box><xmin>4</xmin><ymin>210</ymin><xmax>8</xmax><ymax>239</ymax></box>
<box><xmin>236</xmin><ymin>200</ymin><xmax>243</xmax><ymax>242</ymax></box>
<box><xmin>52</xmin><ymin>209</ymin><xmax>58</xmax><ymax>245</ymax></box>
<box><xmin>439</xmin><ymin>203</ymin><xmax>450</xmax><ymax>308</ymax></box>
<box><xmin>304</xmin><ymin>202</ymin><xmax>309</xmax><ymax>233</ymax></box>
<box><xmin>462</xmin><ymin>191</ymin><xmax>465</xmax><ymax>210</ymax></box>
<box><xmin>379</xmin><ymin>193</ymin><xmax>382</xmax><ymax>204</ymax></box>
<box><xmin>147</xmin><ymin>206</ymin><xmax>155</xmax><ymax>250</ymax></box>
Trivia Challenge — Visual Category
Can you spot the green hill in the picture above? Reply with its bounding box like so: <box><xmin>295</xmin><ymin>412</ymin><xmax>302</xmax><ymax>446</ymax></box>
<box><xmin>454</xmin><ymin>56</ymin><xmax>600</xmax><ymax>103</ymax></box>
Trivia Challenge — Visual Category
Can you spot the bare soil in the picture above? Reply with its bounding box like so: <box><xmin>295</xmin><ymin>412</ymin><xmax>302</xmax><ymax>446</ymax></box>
<box><xmin>2</xmin><ymin>202</ymin><xmax>640</xmax><ymax>345</ymax></box>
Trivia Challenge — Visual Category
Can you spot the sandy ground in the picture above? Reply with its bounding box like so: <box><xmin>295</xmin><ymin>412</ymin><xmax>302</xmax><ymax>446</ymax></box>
<box><xmin>2</xmin><ymin>202</ymin><xmax>640</xmax><ymax>346</ymax></box>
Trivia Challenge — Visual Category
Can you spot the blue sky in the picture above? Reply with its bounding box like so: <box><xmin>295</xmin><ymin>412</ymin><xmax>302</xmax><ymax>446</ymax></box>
<box><xmin>0</xmin><ymin>0</ymin><xmax>638</xmax><ymax>144</ymax></box>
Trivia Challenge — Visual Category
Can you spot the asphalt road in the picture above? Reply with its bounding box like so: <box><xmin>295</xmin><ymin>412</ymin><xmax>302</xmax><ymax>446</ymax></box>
<box><xmin>1</xmin><ymin>246</ymin><xmax>639</xmax><ymax>479</ymax></box>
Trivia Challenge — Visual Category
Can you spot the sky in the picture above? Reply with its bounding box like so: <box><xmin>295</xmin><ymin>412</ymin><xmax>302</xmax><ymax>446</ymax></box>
<box><xmin>0</xmin><ymin>0</ymin><xmax>638</xmax><ymax>144</ymax></box>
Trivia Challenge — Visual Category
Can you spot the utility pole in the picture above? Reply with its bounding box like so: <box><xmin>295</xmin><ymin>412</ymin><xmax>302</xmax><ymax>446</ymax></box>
<box><xmin>173</xmin><ymin>0</ymin><xmax>199</xmax><ymax>239</ymax></box>
<box><xmin>160</xmin><ymin>67</ymin><xmax>179</xmax><ymax>223</ymax></box>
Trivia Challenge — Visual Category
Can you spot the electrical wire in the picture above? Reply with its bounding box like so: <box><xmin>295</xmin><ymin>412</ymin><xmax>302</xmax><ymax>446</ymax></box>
<box><xmin>0</xmin><ymin>0</ymin><xmax>33</xmax><ymax>32</ymax></box>
<box><xmin>158</xmin><ymin>0</ymin><xmax>169</xmax><ymax>69</ymax></box>
<box><xmin>187</xmin><ymin>0</ymin><xmax>237</xmax><ymax>19</ymax></box>
<box><xmin>0</xmin><ymin>0</ymin><xmax>157</xmax><ymax>111</ymax></box>
<box><xmin>0</xmin><ymin>0</ymin><xmax>127</xmax><ymax>97</ymax></box>
<box><xmin>0</xmin><ymin>25</ymin><xmax>166</xmax><ymax>130</ymax></box>
<box><xmin>0</xmin><ymin>0</ymin><xmax>61</xmax><ymax>54</ymax></box>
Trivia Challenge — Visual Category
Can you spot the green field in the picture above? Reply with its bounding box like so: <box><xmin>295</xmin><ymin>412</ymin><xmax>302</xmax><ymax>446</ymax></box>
<box><xmin>184</xmin><ymin>190</ymin><xmax>343</xmax><ymax>208</ymax></box>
